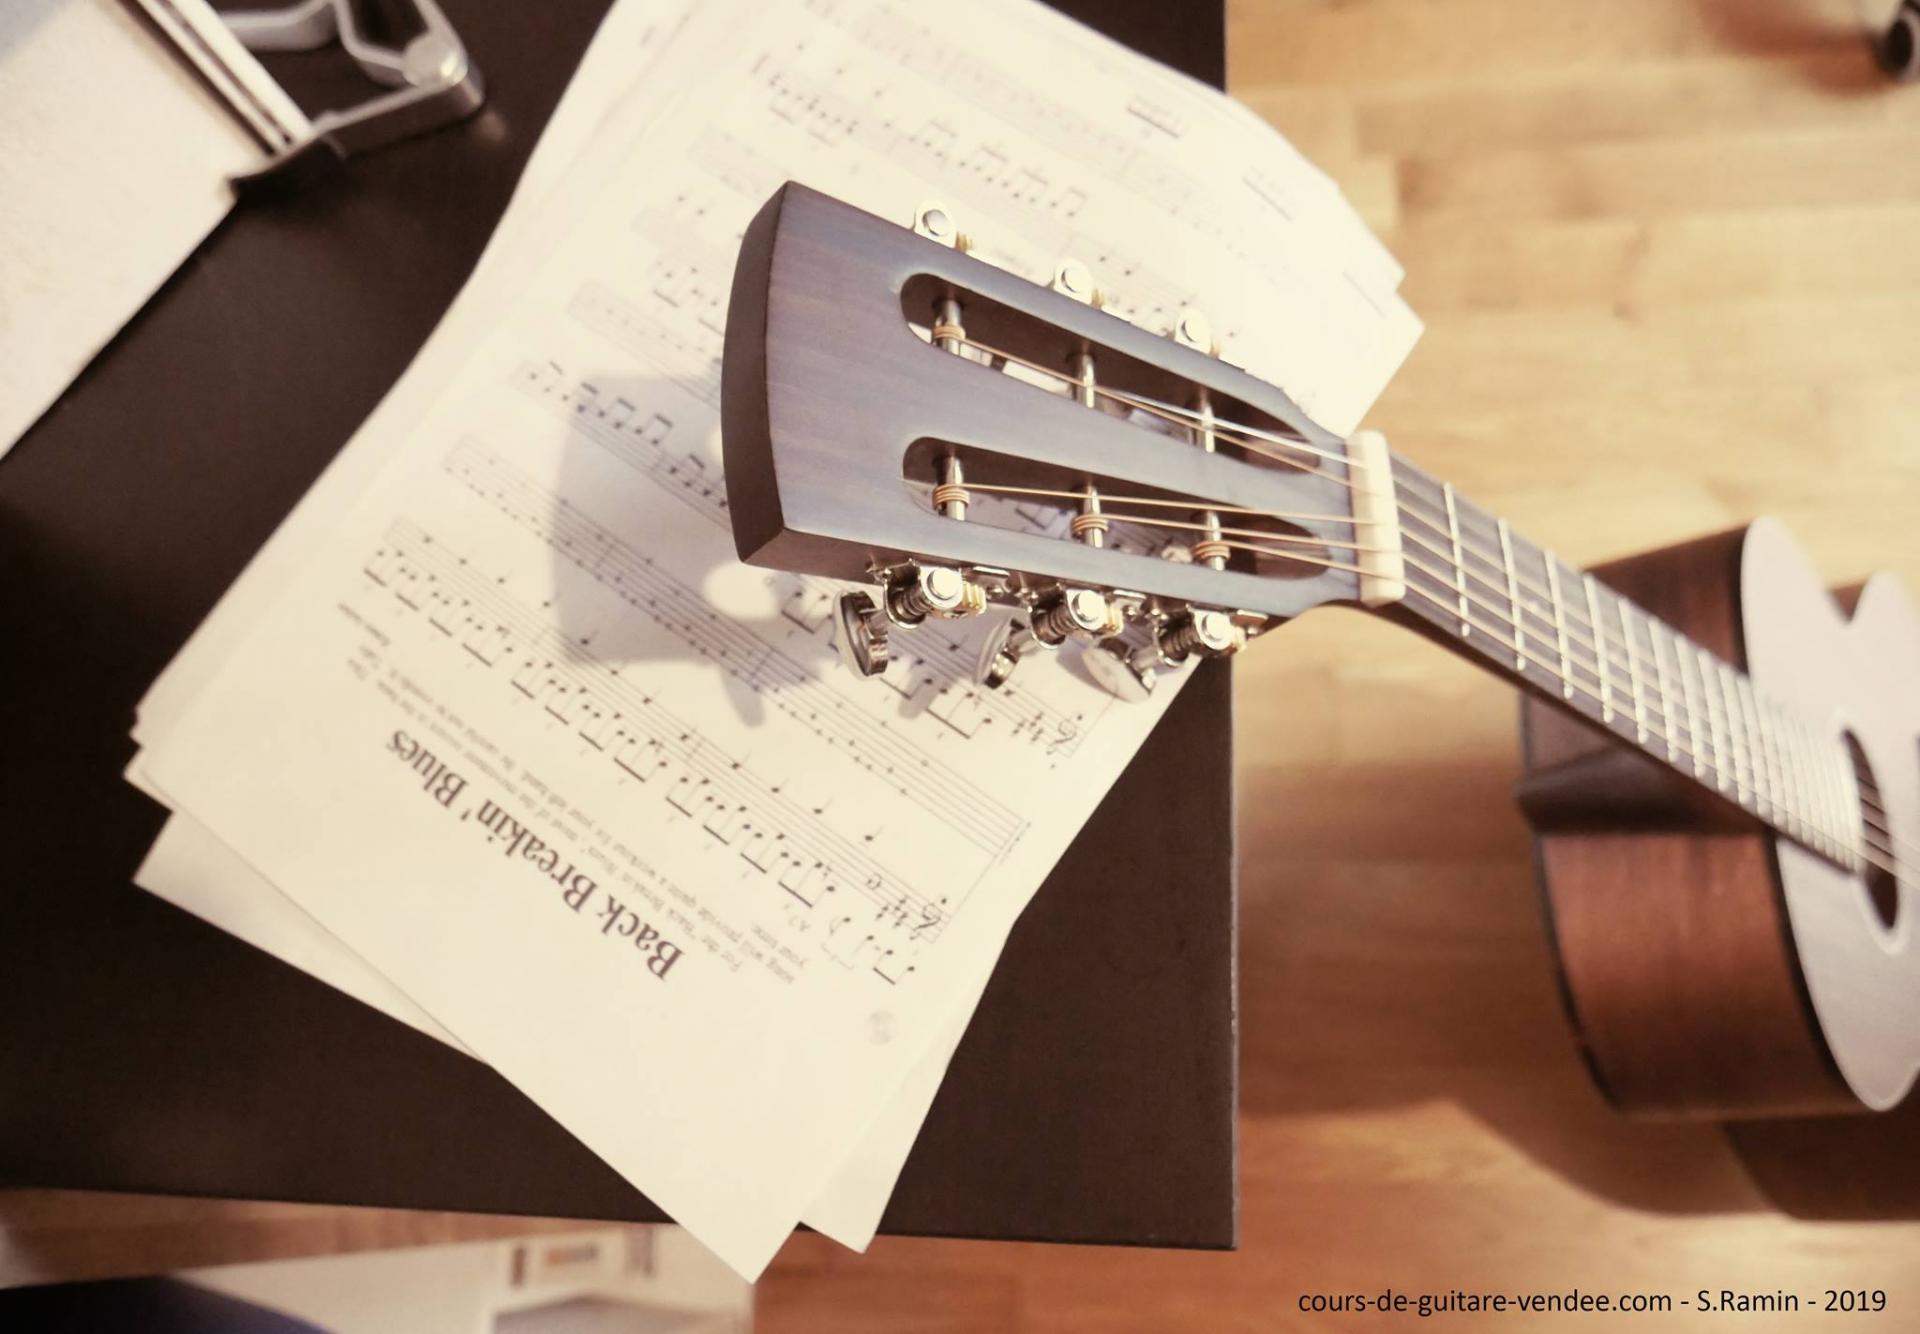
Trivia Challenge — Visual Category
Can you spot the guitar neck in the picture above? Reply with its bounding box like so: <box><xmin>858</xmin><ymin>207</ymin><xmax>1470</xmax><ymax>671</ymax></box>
<box><xmin>1375</xmin><ymin>449</ymin><xmax>1860</xmax><ymax>872</ymax></box>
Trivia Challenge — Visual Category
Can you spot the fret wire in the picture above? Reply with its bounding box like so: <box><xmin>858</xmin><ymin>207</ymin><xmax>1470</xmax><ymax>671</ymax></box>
<box><xmin>1722</xmin><ymin>662</ymin><xmax>1753</xmax><ymax>809</ymax></box>
<box><xmin>1395</xmin><ymin>515</ymin><xmax>1674</xmax><ymax>730</ymax></box>
<box><xmin>1497</xmin><ymin>519</ymin><xmax>1526</xmax><ymax>670</ymax></box>
<box><xmin>1583</xmin><ymin>575</ymin><xmax>1614</xmax><ymax>726</ymax></box>
<box><xmin>1647</xmin><ymin>615</ymin><xmax>1679</xmax><ymax>764</ymax></box>
<box><xmin>1784</xmin><ymin>717</ymin><xmax>1823</xmax><ymax>854</ymax></box>
<box><xmin>1392</xmin><ymin>488</ymin><xmax>1844</xmax><ymax>827</ymax></box>
<box><xmin>1617</xmin><ymin>599</ymin><xmax>1648</xmax><ymax>745</ymax></box>
<box><xmin>1404</xmin><ymin>488</ymin><xmax>1890</xmax><ymax>847</ymax></box>
<box><xmin>1386</xmin><ymin>554</ymin><xmax>1917</xmax><ymax>866</ymax></box>
<box><xmin>1543</xmin><ymin>553</ymin><xmax>1574</xmax><ymax>701</ymax></box>
<box><xmin>1393</xmin><ymin>577</ymin><xmax>1912</xmax><ymax>875</ymax></box>
<box><xmin>1395</xmin><ymin>501</ymin><xmax>1684</xmax><ymax>731</ymax></box>
<box><xmin>935</xmin><ymin>412</ymin><xmax>1873</xmax><ymax>858</ymax></box>
<box><xmin>1392</xmin><ymin>483</ymin><xmax>1715</xmax><ymax>732</ymax></box>
<box><xmin>1701</xmin><ymin>650</ymin><xmax>1733</xmax><ymax>796</ymax></box>
<box><xmin>1741</xmin><ymin>675</ymin><xmax>1765</xmax><ymax>815</ymax></box>
<box><xmin>1441</xmin><ymin>484</ymin><xmax>1471</xmax><ymax>638</ymax></box>
<box><xmin>942</xmin><ymin>457</ymin><xmax>1895</xmax><ymax>863</ymax></box>
<box><xmin>1392</xmin><ymin>474</ymin><xmax>1905</xmax><ymax>861</ymax></box>
<box><xmin>1710</xmin><ymin>660</ymin><xmax>1742</xmax><ymax>805</ymax></box>
<box><xmin>1744</xmin><ymin>681</ymin><xmax>1781</xmax><ymax>828</ymax></box>
<box><xmin>1394</xmin><ymin>543</ymin><xmax>1727</xmax><ymax>776</ymax></box>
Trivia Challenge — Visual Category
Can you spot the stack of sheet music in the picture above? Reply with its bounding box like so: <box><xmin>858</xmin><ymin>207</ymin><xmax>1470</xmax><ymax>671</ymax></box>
<box><xmin>124</xmin><ymin>0</ymin><xmax>1420</xmax><ymax>1278</ymax></box>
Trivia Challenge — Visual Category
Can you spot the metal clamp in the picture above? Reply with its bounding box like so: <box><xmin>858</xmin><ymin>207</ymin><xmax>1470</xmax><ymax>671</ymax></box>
<box><xmin>139</xmin><ymin>0</ymin><xmax>483</xmax><ymax>183</ymax></box>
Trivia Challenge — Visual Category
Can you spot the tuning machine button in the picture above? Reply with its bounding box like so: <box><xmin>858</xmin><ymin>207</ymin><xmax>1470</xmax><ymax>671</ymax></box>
<box><xmin>1084</xmin><ymin>640</ymin><xmax>1158</xmax><ymax>701</ymax></box>
<box><xmin>1082</xmin><ymin>607</ymin><xmax>1248</xmax><ymax>701</ymax></box>
<box><xmin>975</xmin><ymin>588</ymin><xmax>1119</xmax><ymax>690</ymax></box>
<box><xmin>834</xmin><ymin>565</ymin><xmax>988</xmax><ymax>679</ymax></box>
<box><xmin>834</xmin><ymin>591</ymin><xmax>892</xmax><ymax>677</ymax></box>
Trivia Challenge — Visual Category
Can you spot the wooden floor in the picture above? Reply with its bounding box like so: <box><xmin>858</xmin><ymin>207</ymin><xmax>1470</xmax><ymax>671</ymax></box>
<box><xmin>759</xmin><ymin>1</ymin><xmax>1920</xmax><ymax>1328</ymax></box>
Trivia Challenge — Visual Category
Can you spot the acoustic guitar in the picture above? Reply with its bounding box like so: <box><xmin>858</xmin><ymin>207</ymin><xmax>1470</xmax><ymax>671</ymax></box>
<box><xmin>718</xmin><ymin>182</ymin><xmax>1917</xmax><ymax>1144</ymax></box>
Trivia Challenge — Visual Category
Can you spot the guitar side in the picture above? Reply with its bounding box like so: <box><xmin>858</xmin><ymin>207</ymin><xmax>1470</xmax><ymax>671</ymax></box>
<box><xmin>1520</xmin><ymin>526</ymin><xmax>1856</xmax><ymax>1119</ymax></box>
<box><xmin>1521</xmin><ymin>521</ymin><xmax>1919</xmax><ymax>1123</ymax></box>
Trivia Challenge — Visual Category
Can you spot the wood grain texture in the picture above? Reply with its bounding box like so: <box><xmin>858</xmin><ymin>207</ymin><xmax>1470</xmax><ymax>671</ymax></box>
<box><xmin>761</xmin><ymin>0</ymin><xmax>1920</xmax><ymax>1327</ymax></box>
<box><xmin>1519</xmin><ymin>531</ymin><xmax>1856</xmax><ymax>1120</ymax></box>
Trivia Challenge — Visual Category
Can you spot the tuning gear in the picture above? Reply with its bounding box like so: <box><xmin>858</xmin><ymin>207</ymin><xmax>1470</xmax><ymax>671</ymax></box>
<box><xmin>833</xmin><ymin>564</ymin><xmax>986</xmax><ymax>677</ymax></box>
<box><xmin>976</xmin><ymin>588</ymin><xmax>1119</xmax><ymax>689</ymax></box>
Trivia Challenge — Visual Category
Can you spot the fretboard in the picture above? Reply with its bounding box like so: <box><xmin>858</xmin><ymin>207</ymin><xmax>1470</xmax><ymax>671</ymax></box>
<box><xmin>1380</xmin><ymin>452</ymin><xmax>1861</xmax><ymax>872</ymax></box>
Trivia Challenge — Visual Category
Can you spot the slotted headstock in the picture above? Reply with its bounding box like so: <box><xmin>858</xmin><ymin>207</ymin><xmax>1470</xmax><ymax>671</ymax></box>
<box><xmin>721</xmin><ymin>182</ymin><xmax>1404</xmax><ymax>695</ymax></box>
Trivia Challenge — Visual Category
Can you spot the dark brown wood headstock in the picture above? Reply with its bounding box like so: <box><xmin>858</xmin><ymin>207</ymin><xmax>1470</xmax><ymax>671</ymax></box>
<box><xmin>721</xmin><ymin>182</ymin><xmax>1404</xmax><ymax>693</ymax></box>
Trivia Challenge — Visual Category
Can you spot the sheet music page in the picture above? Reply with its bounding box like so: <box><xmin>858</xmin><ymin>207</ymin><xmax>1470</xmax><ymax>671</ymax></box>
<box><xmin>135</xmin><ymin>0</ymin><xmax>1417</xmax><ymax>1276</ymax></box>
<box><xmin>126</xmin><ymin>0</ymin><xmax>963</xmax><ymax>1250</ymax></box>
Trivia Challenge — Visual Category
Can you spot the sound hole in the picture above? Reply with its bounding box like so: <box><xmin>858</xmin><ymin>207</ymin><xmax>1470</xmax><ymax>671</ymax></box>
<box><xmin>1844</xmin><ymin>731</ymin><xmax>1900</xmax><ymax>931</ymax></box>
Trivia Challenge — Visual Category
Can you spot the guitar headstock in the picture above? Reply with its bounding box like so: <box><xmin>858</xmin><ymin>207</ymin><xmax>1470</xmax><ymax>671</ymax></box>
<box><xmin>721</xmin><ymin>182</ymin><xmax>1404</xmax><ymax>697</ymax></box>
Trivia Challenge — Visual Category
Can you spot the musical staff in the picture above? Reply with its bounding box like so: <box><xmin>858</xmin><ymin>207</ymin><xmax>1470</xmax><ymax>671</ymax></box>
<box><xmin>569</xmin><ymin>280</ymin><xmax>724</xmax><ymax>409</ymax></box>
<box><xmin>361</xmin><ymin>518</ymin><xmax>973</xmax><ymax>976</ymax></box>
<box><xmin>509</xmin><ymin>359</ymin><xmax>1109</xmax><ymax>757</ymax></box>
<box><xmin>441</xmin><ymin>439</ymin><xmax>1028</xmax><ymax>857</ymax></box>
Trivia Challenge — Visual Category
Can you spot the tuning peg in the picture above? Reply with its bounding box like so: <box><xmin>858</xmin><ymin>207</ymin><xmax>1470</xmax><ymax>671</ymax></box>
<box><xmin>1084</xmin><ymin>639</ymin><xmax>1158</xmax><ymax>701</ymax></box>
<box><xmin>974</xmin><ymin>587</ymin><xmax>1120</xmax><ymax>689</ymax></box>
<box><xmin>834</xmin><ymin>590</ymin><xmax>891</xmax><ymax>677</ymax></box>
<box><xmin>1161</xmin><ymin>608</ymin><xmax>1247</xmax><ymax>659</ymax></box>
<box><xmin>1083</xmin><ymin>608</ymin><xmax>1246</xmax><ymax>701</ymax></box>
<box><xmin>834</xmin><ymin>566</ymin><xmax>987</xmax><ymax>680</ymax></box>
<box><xmin>883</xmin><ymin>565</ymin><xmax>984</xmax><ymax>624</ymax></box>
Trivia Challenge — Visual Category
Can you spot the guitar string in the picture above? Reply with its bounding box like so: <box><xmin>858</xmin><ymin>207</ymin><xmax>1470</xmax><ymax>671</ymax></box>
<box><xmin>925</xmin><ymin>461</ymin><xmax>1901</xmax><ymax>845</ymax></box>
<box><xmin>949</xmin><ymin>335</ymin><xmax>1359</xmax><ymax>481</ymax></box>
<box><xmin>1355</xmin><ymin>488</ymin><xmax>1909</xmax><ymax>852</ymax></box>
<box><xmin>947</xmin><ymin>330</ymin><xmax>1817</xmax><ymax>778</ymax></box>
<box><xmin>915</xmin><ymin>347</ymin><xmax>1906</xmax><ymax>860</ymax></box>
<box><xmin>919</xmin><ymin>474</ymin><xmax>1909</xmax><ymax>866</ymax></box>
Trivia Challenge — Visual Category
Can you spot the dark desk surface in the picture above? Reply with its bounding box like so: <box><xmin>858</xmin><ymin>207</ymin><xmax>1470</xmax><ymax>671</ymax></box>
<box><xmin>0</xmin><ymin>0</ymin><xmax>1236</xmax><ymax>1250</ymax></box>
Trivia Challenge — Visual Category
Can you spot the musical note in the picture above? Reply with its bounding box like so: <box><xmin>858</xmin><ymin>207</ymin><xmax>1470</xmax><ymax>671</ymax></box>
<box><xmin>360</xmin><ymin>518</ymin><xmax>1000</xmax><ymax>969</ymax></box>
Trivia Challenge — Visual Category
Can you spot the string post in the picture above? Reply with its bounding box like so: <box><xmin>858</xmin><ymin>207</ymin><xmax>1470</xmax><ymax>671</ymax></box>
<box><xmin>935</xmin><ymin>454</ymin><xmax>970</xmax><ymax>521</ymax></box>
<box><xmin>1072</xmin><ymin>484</ymin><xmax>1109</xmax><ymax>548</ymax></box>
<box><xmin>932</xmin><ymin>295</ymin><xmax>965</xmax><ymax>354</ymax></box>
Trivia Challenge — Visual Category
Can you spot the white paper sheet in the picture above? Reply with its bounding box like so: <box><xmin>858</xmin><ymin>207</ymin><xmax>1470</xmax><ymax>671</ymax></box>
<box><xmin>132</xmin><ymin>0</ymin><xmax>1419</xmax><ymax>1276</ymax></box>
<box><xmin>0</xmin><ymin>0</ymin><xmax>256</xmax><ymax>458</ymax></box>
<box><xmin>124</xmin><ymin>0</ymin><xmax>946</xmax><ymax>1249</ymax></box>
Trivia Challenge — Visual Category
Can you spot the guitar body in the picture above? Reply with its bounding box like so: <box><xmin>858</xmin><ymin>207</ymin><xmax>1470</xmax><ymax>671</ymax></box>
<box><xmin>1520</xmin><ymin>521</ymin><xmax>1918</xmax><ymax>1123</ymax></box>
